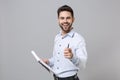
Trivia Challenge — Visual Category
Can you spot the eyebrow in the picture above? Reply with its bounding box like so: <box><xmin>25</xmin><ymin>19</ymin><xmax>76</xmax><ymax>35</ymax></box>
<box><xmin>59</xmin><ymin>16</ymin><xmax>71</xmax><ymax>19</ymax></box>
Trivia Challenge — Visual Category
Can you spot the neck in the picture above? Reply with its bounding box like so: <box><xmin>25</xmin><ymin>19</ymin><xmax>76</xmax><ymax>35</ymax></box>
<box><xmin>61</xmin><ymin>27</ymin><xmax>73</xmax><ymax>36</ymax></box>
<box><xmin>61</xmin><ymin>31</ymin><xmax>67</xmax><ymax>36</ymax></box>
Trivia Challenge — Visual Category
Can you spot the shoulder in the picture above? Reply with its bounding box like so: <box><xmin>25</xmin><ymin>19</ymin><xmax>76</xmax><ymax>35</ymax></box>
<box><xmin>54</xmin><ymin>32</ymin><xmax>61</xmax><ymax>42</ymax></box>
<box><xmin>73</xmin><ymin>32</ymin><xmax>86</xmax><ymax>47</ymax></box>
<box><xmin>74</xmin><ymin>32</ymin><xmax>85</xmax><ymax>42</ymax></box>
<box><xmin>55</xmin><ymin>32</ymin><xmax>60</xmax><ymax>39</ymax></box>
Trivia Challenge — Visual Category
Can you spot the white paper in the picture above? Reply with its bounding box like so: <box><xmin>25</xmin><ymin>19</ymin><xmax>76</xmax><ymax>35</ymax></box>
<box><xmin>31</xmin><ymin>50</ymin><xmax>40</xmax><ymax>61</ymax></box>
<box><xmin>31</xmin><ymin>50</ymin><xmax>55</xmax><ymax>74</ymax></box>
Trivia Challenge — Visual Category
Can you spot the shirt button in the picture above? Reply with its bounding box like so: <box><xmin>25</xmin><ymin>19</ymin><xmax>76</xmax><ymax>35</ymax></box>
<box><xmin>58</xmin><ymin>52</ymin><xmax>60</xmax><ymax>54</ymax></box>
<box><xmin>59</xmin><ymin>44</ymin><xmax>61</xmax><ymax>47</ymax></box>
<box><xmin>57</xmin><ymin>60</ymin><xmax>59</xmax><ymax>62</ymax></box>
<box><xmin>57</xmin><ymin>67</ymin><xmax>59</xmax><ymax>69</ymax></box>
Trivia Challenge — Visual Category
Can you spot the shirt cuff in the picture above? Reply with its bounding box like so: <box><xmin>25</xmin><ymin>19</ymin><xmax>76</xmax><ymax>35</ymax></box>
<box><xmin>70</xmin><ymin>53</ymin><xmax>78</xmax><ymax>64</ymax></box>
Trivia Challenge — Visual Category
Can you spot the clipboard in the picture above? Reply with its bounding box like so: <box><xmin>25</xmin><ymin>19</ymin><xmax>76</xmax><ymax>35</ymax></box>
<box><xmin>31</xmin><ymin>50</ymin><xmax>55</xmax><ymax>74</ymax></box>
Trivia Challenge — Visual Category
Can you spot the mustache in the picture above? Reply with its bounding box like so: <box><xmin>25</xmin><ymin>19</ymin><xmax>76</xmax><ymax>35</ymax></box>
<box><xmin>62</xmin><ymin>22</ymin><xmax>69</xmax><ymax>25</ymax></box>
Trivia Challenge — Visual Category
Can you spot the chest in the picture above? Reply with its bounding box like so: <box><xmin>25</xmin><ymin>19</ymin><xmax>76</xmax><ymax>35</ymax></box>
<box><xmin>54</xmin><ymin>37</ymin><xmax>77</xmax><ymax>54</ymax></box>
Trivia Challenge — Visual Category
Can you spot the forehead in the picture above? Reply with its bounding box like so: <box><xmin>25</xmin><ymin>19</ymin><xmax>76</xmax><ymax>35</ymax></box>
<box><xmin>59</xmin><ymin>11</ymin><xmax>72</xmax><ymax>17</ymax></box>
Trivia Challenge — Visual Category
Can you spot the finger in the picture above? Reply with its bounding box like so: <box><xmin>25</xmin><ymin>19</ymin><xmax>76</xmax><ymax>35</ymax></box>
<box><xmin>68</xmin><ymin>48</ymin><xmax>72</xmax><ymax>52</ymax></box>
<box><xmin>64</xmin><ymin>48</ymin><xmax>69</xmax><ymax>51</ymax></box>
<box><xmin>64</xmin><ymin>53</ymin><xmax>69</xmax><ymax>56</ymax></box>
<box><xmin>64</xmin><ymin>50</ymin><xmax>69</xmax><ymax>53</ymax></box>
<box><xmin>64</xmin><ymin>54</ymin><xmax>69</xmax><ymax>57</ymax></box>
<box><xmin>65</xmin><ymin>48</ymin><xmax>71</xmax><ymax>52</ymax></box>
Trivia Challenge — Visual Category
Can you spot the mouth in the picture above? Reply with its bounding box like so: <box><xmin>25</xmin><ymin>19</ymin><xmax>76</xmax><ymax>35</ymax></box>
<box><xmin>63</xmin><ymin>24</ymin><xmax>69</xmax><ymax>29</ymax></box>
<box><xmin>63</xmin><ymin>24</ymin><xmax>69</xmax><ymax>27</ymax></box>
<box><xmin>62</xmin><ymin>23</ymin><xmax>69</xmax><ymax>26</ymax></box>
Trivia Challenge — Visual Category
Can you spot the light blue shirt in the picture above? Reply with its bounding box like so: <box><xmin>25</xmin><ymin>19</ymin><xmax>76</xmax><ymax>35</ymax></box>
<box><xmin>48</xmin><ymin>30</ymin><xmax>87</xmax><ymax>77</ymax></box>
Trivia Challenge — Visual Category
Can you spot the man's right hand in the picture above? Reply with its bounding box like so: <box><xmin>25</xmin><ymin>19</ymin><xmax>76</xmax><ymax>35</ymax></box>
<box><xmin>42</xmin><ymin>59</ymin><xmax>49</xmax><ymax>64</ymax></box>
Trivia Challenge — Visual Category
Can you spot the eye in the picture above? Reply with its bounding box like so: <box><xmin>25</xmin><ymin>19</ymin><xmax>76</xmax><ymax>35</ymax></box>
<box><xmin>60</xmin><ymin>17</ymin><xmax>64</xmax><ymax>20</ymax></box>
<box><xmin>66</xmin><ymin>17</ymin><xmax>71</xmax><ymax>19</ymax></box>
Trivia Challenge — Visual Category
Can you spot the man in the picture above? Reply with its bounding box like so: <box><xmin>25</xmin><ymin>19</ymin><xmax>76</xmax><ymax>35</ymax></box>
<box><xmin>43</xmin><ymin>5</ymin><xmax>87</xmax><ymax>80</ymax></box>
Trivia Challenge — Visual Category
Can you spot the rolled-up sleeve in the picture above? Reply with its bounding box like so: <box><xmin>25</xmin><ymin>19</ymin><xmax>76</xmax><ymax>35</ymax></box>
<box><xmin>48</xmin><ymin>47</ymin><xmax>55</xmax><ymax>67</ymax></box>
<box><xmin>71</xmin><ymin>40</ymin><xmax>88</xmax><ymax>69</ymax></box>
<box><xmin>48</xmin><ymin>57</ymin><xmax>54</xmax><ymax>67</ymax></box>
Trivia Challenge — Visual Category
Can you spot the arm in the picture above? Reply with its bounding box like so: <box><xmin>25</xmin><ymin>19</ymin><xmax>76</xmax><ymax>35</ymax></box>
<box><xmin>71</xmin><ymin>40</ymin><xmax>88</xmax><ymax>69</ymax></box>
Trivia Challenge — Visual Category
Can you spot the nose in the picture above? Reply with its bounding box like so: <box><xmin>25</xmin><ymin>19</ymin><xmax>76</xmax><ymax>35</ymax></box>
<box><xmin>63</xmin><ymin>18</ymin><xmax>67</xmax><ymax>22</ymax></box>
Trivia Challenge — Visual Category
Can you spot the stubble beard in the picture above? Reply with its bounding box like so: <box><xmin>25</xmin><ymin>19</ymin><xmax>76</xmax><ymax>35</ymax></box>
<box><xmin>59</xmin><ymin>22</ymin><xmax>73</xmax><ymax>33</ymax></box>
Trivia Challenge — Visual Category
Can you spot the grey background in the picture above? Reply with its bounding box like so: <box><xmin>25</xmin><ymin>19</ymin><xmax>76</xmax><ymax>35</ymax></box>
<box><xmin>0</xmin><ymin>0</ymin><xmax>120</xmax><ymax>80</ymax></box>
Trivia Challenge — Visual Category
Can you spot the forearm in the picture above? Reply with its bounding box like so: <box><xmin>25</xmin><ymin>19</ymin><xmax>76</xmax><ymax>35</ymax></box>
<box><xmin>48</xmin><ymin>57</ymin><xmax>54</xmax><ymax>67</ymax></box>
<box><xmin>71</xmin><ymin>46</ymin><xmax>88</xmax><ymax>68</ymax></box>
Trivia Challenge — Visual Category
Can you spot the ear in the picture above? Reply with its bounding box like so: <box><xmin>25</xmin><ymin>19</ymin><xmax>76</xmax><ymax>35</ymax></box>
<box><xmin>72</xmin><ymin>17</ymin><xmax>75</xmax><ymax>22</ymax></box>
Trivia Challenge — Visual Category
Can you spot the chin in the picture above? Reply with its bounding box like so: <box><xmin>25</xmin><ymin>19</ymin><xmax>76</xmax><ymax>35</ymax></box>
<box><xmin>64</xmin><ymin>30</ymin><xmax>70</xmax><ymax>33</ymax></box>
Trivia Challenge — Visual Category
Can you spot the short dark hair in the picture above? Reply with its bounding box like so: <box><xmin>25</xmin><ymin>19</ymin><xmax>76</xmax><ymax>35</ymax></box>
<box><xmin>57</xmin><ymin>5</ymin><xmax>74</xmax><ymax>17</ymax></box>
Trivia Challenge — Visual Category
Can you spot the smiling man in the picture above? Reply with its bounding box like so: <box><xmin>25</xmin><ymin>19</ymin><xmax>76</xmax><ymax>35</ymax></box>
<box><xmin>58</xmin><ymin>10</ymin><xmax>74</xmax><ymax>34</ymax></box>
<box><xmin>43</xmin><ymin>5</ymin><xmax>88</xmax><ymax>80</ymax></box>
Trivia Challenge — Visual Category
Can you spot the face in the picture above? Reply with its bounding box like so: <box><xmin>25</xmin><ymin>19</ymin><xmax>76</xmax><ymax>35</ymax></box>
<box><xmin>58</xmin><ymin>11</ymin><xmax>74</xmax><ymax>34</ymax></box>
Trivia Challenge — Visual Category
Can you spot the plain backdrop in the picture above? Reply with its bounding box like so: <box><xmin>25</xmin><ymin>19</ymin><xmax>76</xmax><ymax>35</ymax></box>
<box><xmin>0</xmin><ymin>0</ymin><xmax>120</xmax><ymax>80</ymax></box>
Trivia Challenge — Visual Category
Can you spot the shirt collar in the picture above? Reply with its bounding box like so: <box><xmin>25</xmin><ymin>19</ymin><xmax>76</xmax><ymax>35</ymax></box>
<box><xmin>67</xmin><ymin>30</ymin><xmax>75</xmax><ymax>38</ymax></box>
<box><xmin>59</xmin><ymin>30</ymin><xmax>75</xmax><ymax>38</ymax></box>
